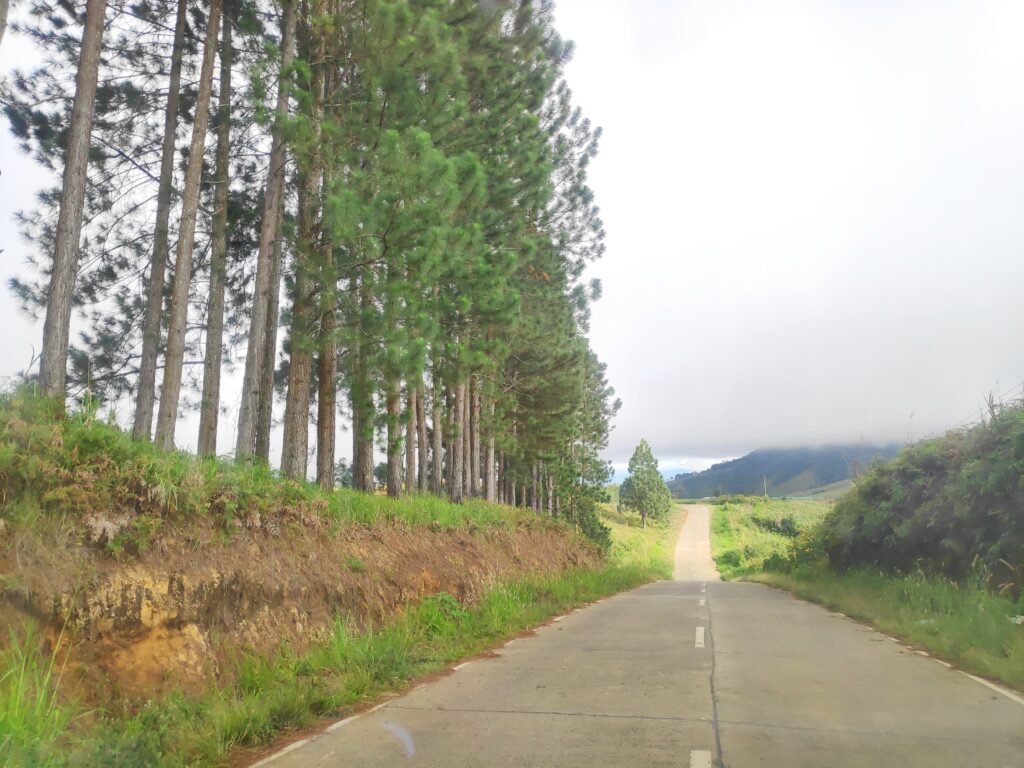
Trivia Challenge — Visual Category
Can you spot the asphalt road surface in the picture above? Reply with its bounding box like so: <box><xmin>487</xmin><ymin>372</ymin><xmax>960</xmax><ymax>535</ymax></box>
<box><xmin>259</xmin><ymin>505</ymin><xmax>1024</xmax><ymax>768</ymax></box>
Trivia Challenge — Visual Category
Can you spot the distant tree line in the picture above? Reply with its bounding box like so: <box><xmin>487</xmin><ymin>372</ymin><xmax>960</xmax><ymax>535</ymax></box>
<box><xmin>0</xmin><ymin>0</ymin><xmax>619</xmax><ymax>526</ymax></box>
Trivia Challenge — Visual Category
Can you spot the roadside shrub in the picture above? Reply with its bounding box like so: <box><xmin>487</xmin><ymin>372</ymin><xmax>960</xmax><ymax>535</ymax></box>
<box><xmin>820</xmin><ymin>402</ymin><xmax>1024</xmax><ymax>594</ymax></box>
<box><xmin>576</xmin><ymin>504</ymin><xmax>612</xmax><ymax>550</ymax></box>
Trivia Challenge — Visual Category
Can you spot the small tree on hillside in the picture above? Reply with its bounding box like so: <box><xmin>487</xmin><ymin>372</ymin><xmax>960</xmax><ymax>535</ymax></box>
<box><xmin>619</xmin><ymin>439</ymin><xmax>671</xmax><ymax>528</ymax></box>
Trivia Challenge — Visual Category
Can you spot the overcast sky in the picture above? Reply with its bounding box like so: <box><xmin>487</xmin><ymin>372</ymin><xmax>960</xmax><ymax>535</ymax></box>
<box><xmin>554</xmin><ymin>0</ymin><xmax>1024</xmax><ymax>467</ymax></box>
<box><xmin>2</xmin><ymin>1</ymin><xmax>1024</xmax><ymax>471</ymax></box>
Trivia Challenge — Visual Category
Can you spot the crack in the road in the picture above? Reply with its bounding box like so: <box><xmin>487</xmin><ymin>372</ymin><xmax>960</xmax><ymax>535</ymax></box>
<box><xmin>705</xmin><ymin>584</ymin><xmax>726</xmax><ymax>768</ymax></box>
<box><xmin>386</xmin><ymin>704</ymin><xmax>713</xmax><ymax>724</ymax></box>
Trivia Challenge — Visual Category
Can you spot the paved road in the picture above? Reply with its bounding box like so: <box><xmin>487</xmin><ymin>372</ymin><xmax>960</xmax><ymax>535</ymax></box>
<box><xmin>261</xmin><ymin>505</ymin><xmax>1024</xmax><ymax>767</ymax></box>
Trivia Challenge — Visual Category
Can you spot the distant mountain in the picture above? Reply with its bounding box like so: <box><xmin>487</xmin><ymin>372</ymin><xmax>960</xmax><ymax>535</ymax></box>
<box><xmin>609</xmin><ymin>466</ymin><xmax>692</xmax><ymax>484</ymax></box>
<box><xmin>666</xmin><ymin>445</ymin><xmax>900</xmax><ymax>499</ymax></box>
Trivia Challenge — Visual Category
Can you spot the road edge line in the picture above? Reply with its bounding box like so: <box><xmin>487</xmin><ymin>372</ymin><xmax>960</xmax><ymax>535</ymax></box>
<box><xmin>961</xmin><ymin>672</ymin><xmax>1024</xmax><ymax>708</ymax></box>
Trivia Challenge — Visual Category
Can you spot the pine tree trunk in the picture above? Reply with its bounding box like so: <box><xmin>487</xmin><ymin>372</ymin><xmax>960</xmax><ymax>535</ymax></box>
<box><xmin>386</xmin><ymin>380</ymin><xmax>402</xmax><ymax>498</ymax></box>
<box><xmin>531</xmin><ymin>462</ymin><xmax>539</xmax><ymax>512</ymax></box>
<box><xmin>497</xmin><ymin>451</ymin><xmax>505</xmax><ymax>504</ymax></box>
<box><xmin>484</xmin><ymin>399</ymin><xmax>496</xmax><ymax>502</ymax></box>
<box><xmin>405</xmin><ymin>386</ymin><xmax>416</xmax><ymax>494</ymax></box>
<box><xmin>197</xmin><ymin>14</ymin><xmax>232</xmax><ymax>457</ymax></box>
<box><xmin>0</xmin><ymin>0</ymin><xmax>9</xmax><ymax>50</ymax></box>
<box><xmin>254</xmin><ymin>234</ymin><xmax>284</xmax><ymax>462</ymax></box>
<box><xmin>355</xmin><ymin>424</ymin><xmax>374</xmax><ymax>492</ymax></box>
<box><xmin>280</xmin><ymin>5</ymin><xmax>325</xmax><ymax>480</ymax></box>
<box><xmin>461</xmin><ymin>383</ymin><xmax>471</xmax><ymax>499</ymax></box>
<box><xmin>352</xmin><ymin>279</ymin><xmax>375</xmax><ymax>492</ymax></box>
<box><xmin>154</xmin><ymin>0</ymin><xmax>222</xmax><ymax>450</ymax></box>
<box><xmin>280</xmin><ymin>268</ymin><xmax>313</xmax><ymax>479</ymax></box>
<box><xmin>38</xmin><ymin>0</ymin><xmax>108</xmax><ymax>400</ymax></box>
<box><xmin>470</xmin><ymin>377</ymin><xmax>481</xmax><ymax>498</ymax></box>
<box><xmin>444</xmin><ymin>386</ymin><xmax>454</xmax><ymax>494</ymax></box>
<box><xmin>451</xmin><ymin>383</ymin><xmax>465</xmax><ymax>503</ymax></box>
<box><xmin>133</xmin><ymin>0</ymin><xmax>186</xmax><ymax>438</ymax></box>
<box><xmin>315</xmin><ymin>306</ymin><xmax>336</xmax><ymax>489</ymax></box>
<box><xmin>235</xmin><ymin>0</ymin><xmax>296</xmax><ymax>458</ymax></box>
<box><xmin>547</xmin><ymin>469</ymin><xmax>553</xmax><ymax>516</ymax></box>
<box><xmin>417</xmin><ymin>387</ymin><xmax>428</xmax><ymax>492</ymax></box>
<box><xmin>430</xmin><ymin>370</ymin><xmax>443</xmax><ymax>496</ymax></box>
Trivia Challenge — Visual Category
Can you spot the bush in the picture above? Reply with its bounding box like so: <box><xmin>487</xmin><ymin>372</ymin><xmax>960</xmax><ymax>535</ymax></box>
<box><xmin>576</xmin><ymin>504</ymin><xmax>612</xmax><ymax>550</ymax></box>
<box><xmin>819</xmin><ymin>403</ymin><xmax>1024</xmax><ymax>594</ymax></box>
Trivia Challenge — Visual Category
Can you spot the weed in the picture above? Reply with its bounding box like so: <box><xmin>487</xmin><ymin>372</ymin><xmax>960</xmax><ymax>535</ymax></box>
<box><xmin>0</xmin><ymin>622</ymin><xmax>75</xmax><ymax>766</ymax></box>
<box><xmin>345</xmin><ymin>556</ymin><xmax>367</xmax><ymax>573</ymax></box>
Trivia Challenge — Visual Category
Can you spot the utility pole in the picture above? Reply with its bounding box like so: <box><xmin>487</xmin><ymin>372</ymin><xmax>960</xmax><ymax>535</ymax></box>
<box><xmin>763</xmin><ymin>475</ymin><xmax>768</xmax><ymax>501</ymax></box>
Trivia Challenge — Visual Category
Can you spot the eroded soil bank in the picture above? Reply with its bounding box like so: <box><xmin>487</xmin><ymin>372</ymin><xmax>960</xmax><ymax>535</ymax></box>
<box><xmin>0</xmin><ymin>516</ymin><xmax>598</xmax><ymax>706</ymax></box>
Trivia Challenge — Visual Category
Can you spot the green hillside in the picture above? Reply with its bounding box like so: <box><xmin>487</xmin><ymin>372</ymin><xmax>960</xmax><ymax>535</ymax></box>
<box><xmin>667</xmin><ymin>445</ymin><xmax>899</xmax><ymax>499</ymax></box>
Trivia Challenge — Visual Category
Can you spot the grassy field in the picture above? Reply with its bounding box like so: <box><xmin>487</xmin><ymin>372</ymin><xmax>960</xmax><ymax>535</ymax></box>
<box><xmin>1</xmin><ymin>500</ymin><xmax>682</xmax><ymax>766</ymax></box>
<box><xmin>707</xmin><ymin>496</ymin><xmax>1024</xmax><ymax>691</ymax></box>
<box><xmin>709</xmin><ymin>496</ymin><xmax>830</xmax><ymax>579</ymax></box>
<box><xmin>600</xmin><ymin>494</ymin><xmax>685</xmax><ymax>582</ymax></box>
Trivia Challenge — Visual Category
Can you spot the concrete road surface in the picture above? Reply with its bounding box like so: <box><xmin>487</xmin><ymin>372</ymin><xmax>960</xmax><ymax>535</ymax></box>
<box><xmin>259</xmin><ymin>505</ymin><xmax>1024</xmax><ymax>768</ymax></box>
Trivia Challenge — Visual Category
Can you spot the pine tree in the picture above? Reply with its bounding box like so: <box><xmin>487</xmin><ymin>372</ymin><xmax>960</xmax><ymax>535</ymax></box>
<box><xmin>235</xmin><ymin>0</ymin><xmax>296</xmax><ymax>460</ymax></box>
<box><xmin>37</xmin><ymin>0</ymin><xmax>108</xmax><ymax>399</ymax></box>
<box><xmin>5</xmin><ymin>0</ymin><xmax>621</xmax><ymax>547</ymax></box>
<box><xmin>197</xmin><ymin>1</ymin><xmax>234</xmax><ymax>456</ymax></box>
<box><xmin>619</xmin><ymin>440</ymin><xmax>671</xmax><ymax>529</ymax></box>
<box><xmin>155</xmin><ymin>0</ymin><xmax>222</xmax><ymax>449</ymax></box>
<box><xmin>133</xmin><ymin>0</ymin><xmax>189</xmax><ymax>440</ymax></box>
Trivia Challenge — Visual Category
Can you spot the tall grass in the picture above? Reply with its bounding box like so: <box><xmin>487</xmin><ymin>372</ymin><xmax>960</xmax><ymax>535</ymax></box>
<box><xmin>0</xmin><ymin>623</ymin><xmax>75</xmax><ymax>766</ymax></box>
<box><xmin>0</xmin><ymin>390</ymin><xmax>551</xmax><ymax>557</ymax></box>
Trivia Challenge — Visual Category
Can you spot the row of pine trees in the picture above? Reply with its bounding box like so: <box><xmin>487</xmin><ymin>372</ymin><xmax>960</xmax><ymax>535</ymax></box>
<box><xmin>2</xmin><ymin>0</ymin><xmax>618</xmax><ymax>522</ymax></box>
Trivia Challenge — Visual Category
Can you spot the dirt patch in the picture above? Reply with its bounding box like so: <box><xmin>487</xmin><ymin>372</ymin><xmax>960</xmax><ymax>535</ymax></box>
<box><xmin>0</xmin><ymin>517</ymin><xmax>597</xmax><ymax>705</ymax></box>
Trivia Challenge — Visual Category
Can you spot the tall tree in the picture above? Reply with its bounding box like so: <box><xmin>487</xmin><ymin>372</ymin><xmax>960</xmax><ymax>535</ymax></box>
<box><xmin>280</xmin><ymin>0</ymin><xmax>326</xmax><ymax>480</ymax></box>
<box><xmin>132</xmin><ymin>0</ymin><xmax>188</xmax><ymax>440</ymax></box>
<box><xmin>235</xmin><ymin>0</ymin><xmax>297</xmax><ymax>459</ymax></box>
<box><xmin>37</xmin><ymin>0</ymin><xmax>108</xmax><ymax>398</ymax></box>
<box><xmin>619</xmin><ymin>439</ymin><xmax>671</xmax><ymax>529</ymax></box>
<box><xmin>154</xmin><ymin>0</ymin><xmax>222</xmax><ymax>449</ymax></box>
<box><xmin>197</xmin><ymin>3</ymin><xmax>233</xmax><ymax>456</ymax></box>
<box><xmin>254</xmin><ymin>233</ymin><xmax>284</xmax><ymax>462</ymax></box>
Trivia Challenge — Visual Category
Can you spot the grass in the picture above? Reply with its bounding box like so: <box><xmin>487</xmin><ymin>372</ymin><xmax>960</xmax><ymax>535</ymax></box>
<box><xmin>0</xmin><ymin>504</ymin><xmax>681</xmax><ymax>766</ymax></box>
<box><xmin>0</xmin><ymin>390</ymin><xmax>544</xmax><ymax>557</ymax></box>
<box><xmin>0</xmin><ymin>625</ymin><xmax>75</xmax><ymax>765</ymax></box>
<box><xmin>601</xmin><ymin>498</ymin><xmax>685</xmax><ymax>581</ymax></box>
<box><xmin>706</xmin><ymin>496</ymin><xmax>1024</xmax><ymax>692</ymax></box>
<box><xmin>709</xmin><ymin>496</ymin><xmax>830</xmax><ymax>579</ymax></box>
